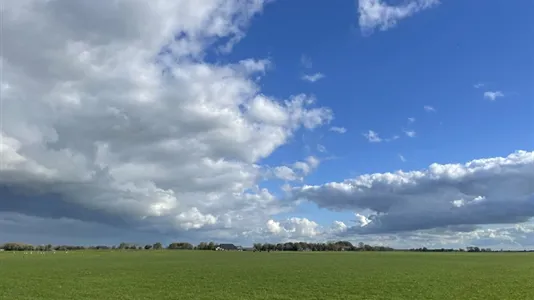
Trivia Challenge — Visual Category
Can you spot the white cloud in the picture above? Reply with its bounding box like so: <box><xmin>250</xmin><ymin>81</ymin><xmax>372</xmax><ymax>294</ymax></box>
<box><xmin>0</xmin><ymin>0</ymin><xmax>335</xmax><ymax>241</ymax></box>
<box><xmin>301</xmin><ymin>73</ymin><xmax>325</xmax><ymax>83</ymax></box>
<box><xmin>176</xmin><ymin>208</ymin><xmax>218</xmax><ymax>230</ymax></box>
<box><xmin>408</xmin><ymin>117</ymin><xmax>415</xmax><ymax>123</ymax></box>
<box><xmin>273</xmin><ymin>166</ymin><xmax>299</xmax><ymax>181</ymax></box>
<box><xmin>330</xmin><ymin>221</ymin><xmax>348</xmax><ymax>234</ymax></box>
<box><xmin>265</xmin><ymin>217</ymin><xmax>320</xmax><ymax>239</ymax></box>
<box><xmin>317</xmin><ymin>144</ymin><xmax>327</xmax><ymax>153</ymax></box>
<box><xmin>272</xmin><ymin>156</ymin><xmax>321</xmax><ymax>182</ymax></box>
<box><xmin>403</xmin><ymin>130</ymin><xmax>416</xmax><ymax>138</ymax></box>
<box><xmin>293</xmin><ymin>150</ymin><xmax>534</xmax><ymax>235</ymax></box>
<box><xmin>266</xmin><ymin>219</ymin><xmax>284</xmax><ymax>234</ymax></box>
<box><xmin>424</xmin><ymin>105</ymin><xmax>436</xmax><ymax>112</ymax></box>
<box><xmin>330</xmin><ymin>126</ymin><xmax>347</xmax><ymax>134</ymax></box>
<box><xmin>484</xmin><ymin>91</ymin><xmax>504</xmax><ymax>101</ymax></box>
<box><xmin>363</xmin><ymin>130</ymin><xmax>382</xmax><ymax>143</ymax></box>
<box><xmin>358</xmin><ymin>0</ymin><xmax>440</xmax><ymax>34</ymax></box>
<box><xmin>363</xmin><ymin>224</ymin><xmax>534</xmax><ymax>250</ymax></box>
<box><xmin>355</xmin><ymin>213</ymin><xmax>372</xmax><ymax>227</ymax></box>
<box><xmin>292</xmin><ymin>156</ymin><xmax>320</xmax><ymax>176</ymax></box>
<box><xmin>399</xmin><ymin>154</ymin><xmax>406</xmax><ymax>162</ymax></box>
<box><xmin>474</xmin><ymin>83</ymin><xmax>485</xmax><ymax>89</ymax></box>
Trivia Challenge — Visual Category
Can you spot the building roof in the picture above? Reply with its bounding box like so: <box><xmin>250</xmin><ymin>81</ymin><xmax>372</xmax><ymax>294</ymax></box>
<box><xmin>218</xmin><ymin>244</ymin><xmax>238</xmax><ymax>250</ymax></box>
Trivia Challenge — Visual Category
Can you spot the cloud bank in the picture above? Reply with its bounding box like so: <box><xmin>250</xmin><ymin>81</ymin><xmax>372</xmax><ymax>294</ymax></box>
<box><xmin>293</xmin><ymin>151</ymin><xmax>534</xmax><ymax>235</ymax></box>
<box><xmin>0</xmin><ymin>0</ymin><xmax>332</xmax><ymax>242</ymax></box>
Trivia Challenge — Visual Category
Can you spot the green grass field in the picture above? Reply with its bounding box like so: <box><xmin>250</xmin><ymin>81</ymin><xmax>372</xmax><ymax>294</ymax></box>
<box><xmin>1</xmin><ymin>251</ymin><xmax>533</xmax><ymax>299</ymax></box>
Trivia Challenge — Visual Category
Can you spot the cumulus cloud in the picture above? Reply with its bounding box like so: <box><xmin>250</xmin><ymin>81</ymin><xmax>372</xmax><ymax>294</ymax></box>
<box><xmin>393</xmin><ymin>224</ymin><xmax>534</xmax><ymax>250</ymax></box>
<box><xmin>269</xmin><ymin>156</ymin><xmax>321</xmax><ymax>182</ymax></box>
<box><xmin>301</xmin><ymin>73</ymin><xmax>325</xmax><ymax>83</ymax></box>
<box><xmin>363</xmin><ymin>130</ymin><xmax>382</xmax><ymax>143</ymax></box>
<box><xmin>484</xmin><ymin>91</ymin><xmax>504</xmax><ymax>101</ymax></box>
<box><xmin>363</xmin><ymin>131</ymin><xmax>400</xmax><ymax>143</ymax></box>
<box><xmin>265</xmin><ymin>218</ymin><xmax>321</xmax><ymax>239</ymax></box>
<box><xmin>358</xmin><ymin>0</ymin><xmax>440</xmax><ymax>34</ymax></box>
<box><xmin>293</xmin><ymin>156</ymin><xmax>320</xmax><ymax>176</ymax></box>
<box><xmin>403</xmin><ymin>129</ymin><xmax>416</xmax><ymax>138</ymax></box>
<box><xmin>330</xmin><ymin>126</ymin><xmax>347</xmax><ymax>134</ymax></box>
<box><xmin>263</xmin><ymin>216</ymin><xmax>534</xmax><ymax>249</ymax></box>
<box><xmin>292</xmin><ymin>151</ymin><xmax>534</xmax><ymax>235</ymax></box>
<box><xmin>273</xmin><ymin>166</ymin><xmax>299</xmax><ymax>182</ymax></box>
<box><xmin>330</xmin><ymin>221</ymin><xmax>348</xmax><ymax>234</ymax></box>
<box><xmin>424</xmin><ymin>105</ymin><xmax>436</xmax><ymax>112</ymax></box>
<box><xmin>0</xmin><ymin>0</ymin><xmax>335</xmax><ymax>242</ymax></box>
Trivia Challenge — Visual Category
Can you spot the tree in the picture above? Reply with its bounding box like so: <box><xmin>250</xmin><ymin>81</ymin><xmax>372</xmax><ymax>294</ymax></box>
<box><xmin>168</xmin><ymin>242</ymin><xmax>193</xmax><ymax>250</ymax></box>
<box><xmin>208</xmin><ymin>242</ymin><xmax>215</xmax><ymax>250</ymax></box>
<box><xmin>153</xmin><ymin>242</ymin><xmax>163</xmax><ymax>250</ymax></box>
<box><xmin>144</xmin><ymin>244</ymin><xmax>153</xmax><ymax>250</ymax></box>
<box><xmin>197</xmin><ymin>242</ymin><xmax>209</xmax><ymax>250</ymax></box>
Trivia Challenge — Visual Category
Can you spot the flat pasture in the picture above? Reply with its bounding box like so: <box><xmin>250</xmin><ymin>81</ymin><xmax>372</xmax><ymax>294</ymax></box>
<box><xmin>1</xmin><ymin>251</ymin><xmax>533</xmax><ymax>299</ymax></box>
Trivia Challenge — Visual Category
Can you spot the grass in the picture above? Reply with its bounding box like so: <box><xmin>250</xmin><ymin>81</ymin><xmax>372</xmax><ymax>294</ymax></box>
<box><xmin>1</xmin><ymin>251</ymin><xmax>534</xmax><ymax>299</ymax></box>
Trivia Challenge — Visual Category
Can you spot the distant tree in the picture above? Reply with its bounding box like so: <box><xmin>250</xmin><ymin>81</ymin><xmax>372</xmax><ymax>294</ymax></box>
<box><xmin>153</xmin><ymin>242</ymin><xmax>163</xmax><ymax>250</ymax></box>
<box><xmin>208</xmin><ymin>242</ymin><xmax>215</xmax><ymax>250</ymax></box>
<box><xmin>197</xmin><ymin>242</ymin><xmax>209</xmax><ymax>250</ymax></box>
<box><xmin>144</xmin><ymin>244</ymin><xmax>153</xmax><ymax>250</ymax></box>
<box><xmin>168</xmin><ymin>242</ymin><xmax>193</xmax><ymax>250</ymax></box>
<box><xmin>253</xmin><ymin>243</ymin><xmax>262</xmax><ymax>252</ymax></box>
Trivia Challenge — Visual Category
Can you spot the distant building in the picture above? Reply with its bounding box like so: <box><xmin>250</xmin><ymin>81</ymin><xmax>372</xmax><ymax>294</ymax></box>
<box><xmin>216</xmin><ymin>244</ymin><xmax>238</xmax><ymax>251</ymax></box>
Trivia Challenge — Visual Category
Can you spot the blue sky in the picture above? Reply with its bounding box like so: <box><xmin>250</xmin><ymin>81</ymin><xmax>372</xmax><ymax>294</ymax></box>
<box><xmin>239</xmin><ymin>0</ymin><xmax>534</xmax><ymax>227</ymax></box>
<box><xmin>1</xmin><ymin>0</ymin><xmax>533</xmax><ymax>249</ymax></box>
<box><xmin>246</xmin><ymin>0</ymin><xmax>533</xmax><ymax>170</ymax></box>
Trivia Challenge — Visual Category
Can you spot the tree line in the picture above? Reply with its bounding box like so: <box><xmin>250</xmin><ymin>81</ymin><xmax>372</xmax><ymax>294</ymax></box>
<box><xmin>0</xmin><ymin>241</ymin><xmax>393</xmax><ymax>252</ymax></box>
<box><xmin>252</xmin><ymin>241</ymin><xmax>394</xmax><ymax>252</ymax></box>
<box><xmin>408</xmin><ymin>246</ymin><xmax>493</xmax><ymax>252</ymax></box>
<box><xmin>2</xmin><ymin>241</ymin><xmax>516</xmax><ymax>253</ymax></box>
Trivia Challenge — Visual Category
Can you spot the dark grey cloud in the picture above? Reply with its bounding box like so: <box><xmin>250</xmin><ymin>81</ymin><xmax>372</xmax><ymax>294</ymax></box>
<box><xmin>0</xmin><ymin>185</ymin><xmax>130</xmax><ymax>228</ymax></box>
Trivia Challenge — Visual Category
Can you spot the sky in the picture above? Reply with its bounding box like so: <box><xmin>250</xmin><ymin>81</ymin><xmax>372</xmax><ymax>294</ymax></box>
<box><xmin>1</xmin><ymin>0</ymin><xmax>533</xmax><ymax>250</ymax></box>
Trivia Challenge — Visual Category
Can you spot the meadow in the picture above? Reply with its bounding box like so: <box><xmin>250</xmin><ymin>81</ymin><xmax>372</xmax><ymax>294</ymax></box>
<box><xmin>1</xmin><ymin>250</ymin><xmax>533</xmax><ymax>299</ymax></box>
